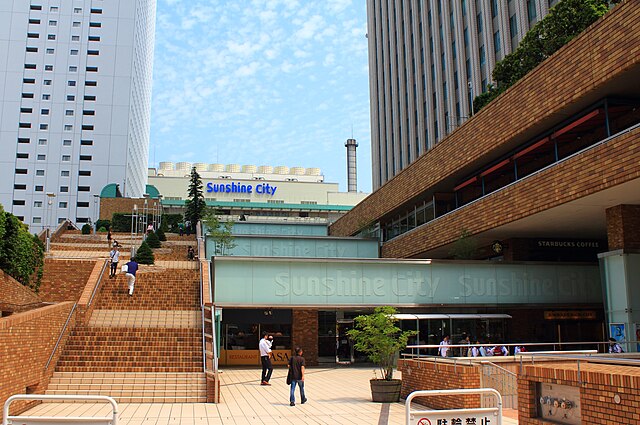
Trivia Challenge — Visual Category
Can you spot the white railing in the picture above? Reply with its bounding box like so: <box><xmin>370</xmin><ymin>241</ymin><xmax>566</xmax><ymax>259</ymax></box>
<box><xmin>480</xmin><ymin>361</ymin><xmax>517</xmax><ymax>409</ymax></box>
<box><xmin>3</xmin><ymin>395</ymin><xmax>118</xmax><ymax>425</ymax></box>
<box><xmin>405</xmin><ymin>388</ymin><xmax>503</xmax><ymax>425</ymax></box>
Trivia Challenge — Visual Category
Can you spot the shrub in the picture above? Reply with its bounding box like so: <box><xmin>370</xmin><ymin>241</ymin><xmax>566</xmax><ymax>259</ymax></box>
<box><xmin>156</xmin><ymin>227</ymin><xmax>167</xmax><ymax>242</ymax></box>
<box><xmin>98</xmin><ymin>227</ymin><xmax>107</xmax><ymax>232</ymax></box>
<box><xmin>0</xmin><ymin>209</ymin><xmax>45</xmax><ymax>292</ymax></box>
<box><xmin>135</xmin><ymin>241</ymin><xmax>154</xmax><ymax>264</ymax></box>
<box><xmin>81</xmin><ymin>223</ymin><xmax>91</xmax><ymax>234</ymax></box>
<box><xmin>95</xmin><ymin>219</ymin><xmax>110</xmax><ymax>231</ymax></box>
<box><xmin>146</xmin><ymin>231</ymin><xmax>161</xmax><ymax>248</ymax></box>
<box><xmin>162</xmin><ymin>214</ymin><xmax>182</xmax><ymax>233</ymax></box>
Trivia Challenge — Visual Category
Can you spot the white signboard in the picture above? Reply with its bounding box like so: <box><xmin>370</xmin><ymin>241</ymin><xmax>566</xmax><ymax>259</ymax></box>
<box><xmin>410</xmin><ymin>409</ymin><xmax>498</xmax><ymax>425</ymax></box>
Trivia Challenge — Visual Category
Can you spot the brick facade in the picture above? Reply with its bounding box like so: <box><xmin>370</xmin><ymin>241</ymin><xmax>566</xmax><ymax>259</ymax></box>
<box><xmin>0</xmin><ymin>270</ymin><xmax>43</xmax><ymax>315</ymax></box>
<box><xmin>39</xmin><ymin>259</ymin><xmax>97</xmax><ymax>302</ymax></box>
<box><xmin>0</xmin><ymin>302</ymin><xmax>76</xmax><ymax>415</ymax></box>
<box><xmin>606</xmin><ymin>204</ymin><xmax>640</xmax><ymax>251</ymax></box>
<box><xmin>99</xmin><ymin>198</ymin><xmax>161</xmax><ymax>221</ymax></box>
<box><xmin>398</xmin><ymin>359</ymin><xmax>481</xmax><ymax>409</ymax></box>
<box><xmin>518</xmin><ymin>362</ymin><xmax>640</xmax><ymax>424</ymax></box>
<box><xmin>329</xmin><ymin>1</ymin><xmax>640</xmax><ymax>249</ymax></box>
<box><xmin>76</xmin><ymin>260</ymin><xmax>110</xmax><ymax>325</ymax></box>
<box><xmin>292</xmin><ymin>309</ymin><xmax>319</xmax><ymax>366</ymax></box>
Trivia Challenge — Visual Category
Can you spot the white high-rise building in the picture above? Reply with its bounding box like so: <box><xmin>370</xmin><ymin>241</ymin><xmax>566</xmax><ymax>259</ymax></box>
<box><xmin>0</xmin><ymin>0</ymin><xmax>156</xmax><ymax>230</ymax></box>
<box><xmin>367</xmin><ymin>0</ymin><xmax>558</xmax><ymax>189</ymax></box>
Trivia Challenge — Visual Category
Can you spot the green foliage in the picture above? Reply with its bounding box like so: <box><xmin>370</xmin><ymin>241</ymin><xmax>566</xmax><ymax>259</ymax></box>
<box><xmin>347</xmin><ymin>306</ymin><xmax>416</xmax><ymax>381</ymax></box>
<box><xmin>203</xmin><ymin>209</ymin><xmax>235</xmax><ymax>255</ymax></box>
<box><xmin>156</xmin><ymin>227</ymin><xmax>167</xmax><ymax>242</ymax></box>
<box><xmin>475</xmin><ymin>0</ymin><xmax>614</xmax><ymax>113</ymax></box>
<box><xmin>81</xmin><ymin>223</ymin><xmax>92</xmax><ymax>234</ymax></box>
<box><xmin>95</xmin><ymin>219</ymin><xmax>110</xmax><ymax>231</ymax></box>
<box><xmin>0</xmin><ymin>210</ymin><xmax>44</xmax><ymax>292</ymax></box>
<box><xmin>135</xmin><ymin>241</ymin><xmax>154</xmax><ymax>264</ymax></box>
<box><xmin>161</xmin><ymin>214</ymin><xmax>182</xmax><ymax>233</ymax></box>
<box><xmin>98</xmin><ymin>227</ymin><xmax>107</xmax><ymax>232</ymax></box>
<box><xmin>110</xmin><ymin>213</ymin><xmax>131</xmax><ymax>232</ymax></box>
<box><xmin>146</xmin><ymin>231</ymin><xmax>161</xmax><ymax>248</ymax></box>
<box><xmin>448</xmin><ymin>228</ymin><xmax>479</xmax><ymax>260</ymax></box>
<box><xmin>184</xmin><ymin>167</ymin><xmax>206</xmax><ymax>230</ymax></box>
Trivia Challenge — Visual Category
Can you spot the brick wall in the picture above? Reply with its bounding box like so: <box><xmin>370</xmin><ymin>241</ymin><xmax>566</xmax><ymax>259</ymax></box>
<box><xmin>76</xmin><ymin>260</ymin><xmax>109</xmax><ymax>326</ymax></box>
<box><xmin>292</xmin><ymin>309</ymin><xmax>318</xmax><ymax>366</ymax></box>
<box><xmin>330</xmin><ymin>1</ymin><xmax>639</xmax><ymax>240</ymax></box>
<box><xmin>518</xmin><ymin>362</ymin><xmax>640</xmax><ymax>424</ymax></box>
<box><xmin>0</xmin><ymin>302</ymin><xmax>76</xmax><ymax>415</ymax></box>
<box><xmin>0</xmin><ymin>270</ymin><xmax>43</xmax><ymax>315</ymax></box>
<box><xmin>606</xmin><ymin>204</ymin><xmax>640</xmax><ymax>250</ymax></box>
<box><xmin>39</xmin><ymin>259</ymin><xmax>97</xmax><ymax>302</ymax></box>
<box><xmin>398</xmin><ymin>359</ymin><xmax>481</xmax><ymax>409</ymax></box>
<box><xmin>99</xmin><ymin>198</ymin><xmax>161</xmax><ymax>221</ymax></box>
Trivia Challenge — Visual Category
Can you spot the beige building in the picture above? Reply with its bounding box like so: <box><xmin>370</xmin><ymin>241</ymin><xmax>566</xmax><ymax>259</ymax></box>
<box><xmin>148</xmin><ymin>163</ymin><xmax>368</xmax><ymax>222</ymax></box>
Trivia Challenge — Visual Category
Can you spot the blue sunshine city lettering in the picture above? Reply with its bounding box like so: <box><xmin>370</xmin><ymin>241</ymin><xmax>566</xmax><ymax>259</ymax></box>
<box><xmin>206</xmin><ymin>182</ymin><xmax>277</xmax><ymax>196</ymax></box>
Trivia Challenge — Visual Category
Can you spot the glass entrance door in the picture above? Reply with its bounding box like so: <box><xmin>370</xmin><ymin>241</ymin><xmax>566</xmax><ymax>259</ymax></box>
<box><xmin>336</xmin><ymin>319</ymin><xmax>354</xmax><ymax>364</ymax></box>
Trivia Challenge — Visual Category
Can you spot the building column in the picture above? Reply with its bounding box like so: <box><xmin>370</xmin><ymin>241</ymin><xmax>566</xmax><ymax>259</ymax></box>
<box><xmin>292</xmin><ymin>309</ymin><xmax>319</xmax><ymax>365</ymax></box>
<box><xmin>599</xmin><ymin>205</ymin><xmax>640</xmax><ymax>352</ymax></box>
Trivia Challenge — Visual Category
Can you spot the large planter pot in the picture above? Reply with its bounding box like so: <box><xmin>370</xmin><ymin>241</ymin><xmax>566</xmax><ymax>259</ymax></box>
<box><xmin>370</xmin><ymin>379</ymin><xmax>402</xmax><ymax>402</ymax></box>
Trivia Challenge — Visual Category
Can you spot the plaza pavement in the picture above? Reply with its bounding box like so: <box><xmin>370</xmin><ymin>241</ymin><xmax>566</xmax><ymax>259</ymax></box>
<box><xmin>19</xmin><ymin>367</ymin><xmax>519</xmax><ymax>424</ymax></box>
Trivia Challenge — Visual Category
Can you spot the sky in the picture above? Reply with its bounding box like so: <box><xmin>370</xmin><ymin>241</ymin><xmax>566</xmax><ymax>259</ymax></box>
<box><xmin>149</xmin><ymin>0</ymin><xmax>373</xmax><ymax>193</ymax></box>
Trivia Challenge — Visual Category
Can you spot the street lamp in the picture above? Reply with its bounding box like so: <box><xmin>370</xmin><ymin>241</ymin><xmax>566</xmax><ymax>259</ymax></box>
<box><xmin>93</xmin><ymin>194</ymin><xmax>100</xmax><ymax>235</ymax></box>
<box><xmin>468</xmin><ymin>81</ymin><xmax>475</xmax><ymax>117</ymax></box>
<box><xmin>131</xmin><ymin>204</ymin><xmax>138</xmax><ymax>258</ymax></box>
<box><xmin>45</xmin><ymin>193</ymin><xmax>56</xmax><ymax>252</ymax></box>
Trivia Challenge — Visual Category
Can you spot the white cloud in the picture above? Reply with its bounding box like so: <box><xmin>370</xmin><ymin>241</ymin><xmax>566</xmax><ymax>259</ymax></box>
<box><xmin>294</xmin><ymin>15</ymin><xmax>325</xmax><ymax>40</ymax></box>
<box><xmin>323</xmin><ymin>53</ymin><xmax>335</xmax><ymax>66</ymax></box>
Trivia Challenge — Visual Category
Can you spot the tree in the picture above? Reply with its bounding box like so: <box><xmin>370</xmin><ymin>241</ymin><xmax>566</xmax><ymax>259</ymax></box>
<box><xmin>135</xmin><ymin>241</ymin><xmax>154</xmax><ymax>264</ymax></box>
<box><xmin>203</xmin><ymin>209</ymin><xmax>235</xmax><ymax>255</ymax></box>
<box><xmin>155</xmin><ymin>227</ymin><xmax>167</xmax><ymax>242</ymax></box>
<box><xmin>448</xmin><ymin>228</ymin><xmax>479</xmax><ymax>260</ymax></box>
<box><xmin>81</xmin><ymin>223</ymin><xmax>91</xmax><ymax>234</ymax></box>
<box><xmin>184</xmin><ymin>167</ymin><xmax>206</xmax><ymax>233</ymax></box>
<box><xmin>347</xmin><ymin>306</ymin><xmax>416</xmax><ymax>381</ymax></box>
<box><xmin>0</xmin><ymin>209</ymin><xmax>44</xmax><ymax>292</ymax></box>
<box><xmin>146</xmin><ymin>231</ymin><xmax>161</xmax><ymax>248</ymax></box>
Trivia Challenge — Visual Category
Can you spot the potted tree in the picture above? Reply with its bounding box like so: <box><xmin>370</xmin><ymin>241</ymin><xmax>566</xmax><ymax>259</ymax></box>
<box><xmin>347</xmin><ymin>306</ymin><xmax>416</xmax><ymax>402</ymax></box>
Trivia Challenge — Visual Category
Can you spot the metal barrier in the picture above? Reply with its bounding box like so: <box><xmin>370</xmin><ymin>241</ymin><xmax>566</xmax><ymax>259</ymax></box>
<box><xmin>480</xmin><ymin>361</ymin><xmax>517</xmax><ymax>409</ymax></box>
<box><xmin>44</xmin><ymin>303</ymin><xmax>77</xmax><ymax>371</ymax></box>
<box><xmin>405</xmin><ymin>388</ymin><xmax>502</xmax><ymax>425</ymax></box>
<box><xmin>3</xmin><ymin>395</ymin><xmax>118</xmax><ymax>425</ymax></box>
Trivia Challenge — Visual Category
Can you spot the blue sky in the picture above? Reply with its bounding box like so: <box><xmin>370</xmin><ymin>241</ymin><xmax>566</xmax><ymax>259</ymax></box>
<box><xmin>150</xmin><ymin>0</ymin><xmax>372</xmax><ymax>193</ymax></box>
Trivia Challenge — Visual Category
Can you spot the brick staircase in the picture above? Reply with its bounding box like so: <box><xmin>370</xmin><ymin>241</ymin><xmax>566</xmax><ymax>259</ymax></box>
<box><xmin>48</xmin><ymin>239</ymin><xmax>206</xmax><ymax>403</ymax></box>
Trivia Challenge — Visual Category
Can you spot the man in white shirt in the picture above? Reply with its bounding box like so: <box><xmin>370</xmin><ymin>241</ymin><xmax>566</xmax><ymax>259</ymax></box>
<box><xmin>109</xmin><ymin>246</ymin><xmax>120</xmax><ymax>278</ymax></box>
<box><xmin>259</xmin><ymin>332</ymin><xmax>274</xmax><ymax>385</ymax></box>
<box><xmin>438</xmin><ymin>335</ymin><xmax>451</xmax><ymax>357</ymax></box>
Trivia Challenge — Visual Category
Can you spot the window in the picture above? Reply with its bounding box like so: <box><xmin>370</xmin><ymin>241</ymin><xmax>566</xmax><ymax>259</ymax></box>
<box><xmin>88</xmin><ymin>35</ymin><xmax>100</xmax><ymax>41</ymax></box>
<box><xmin>68</xmin><ymin>80</ymin><xmax>76</xmax><ymax>86</ymax></box>
<box><xmin>86</xmin><ymin>81</ymin><xmax>97</xmax><ymax>87</ymax></box>
<box><xmin>86</xmin><ymin>66</ymin><xmax>98</xmax><ymax>72</ymax></box>
<box><xmin>87</xmin><ymin>50</ymin><xmax>99</xmax><ymax>56</ymax></box>
<box><xmin>49</xmin><ymin>20</ymin><xmax>57</xmax><ymax>26</ymax></box>
<box><xmin>37</xmin><ymin>154</ymin><xmax>46</xmax><ymax>160</ymax></box>
<box><xmin>70</xmin><ymin>49</ymin><xmax>78</xmax><ymax>55</ymax></box>
<box><xmin>18</xmin><ymin>138</ymin><xmax>30</xmax><ymax>144</ymax></box>
<box><xmin>38</xmin><ymin>139</ymin><xmax>47</xmax><ymax>145</ymax></box>
<box><xmin>19</xmin><ymin>122</ymin><xmax>32</xmax><ymax>128</ymax></box>
<box><xmin>60</xmin><ymin>186</ymin><xmax>69</xmax><ymax>193</ymax></box>
<box><xmin>491</xmin><ymin>0</ymin><xmax>498</xmax><ymax>17</ymax></box>
<box><xmin>22</xmin><ymin>93</ymin><xmax>34</xmax><ymax>98</ymax></box>
<box><xmin>26</xmin><ymin>46</ymin><xmax>38</xmax><ymax>52</ymax></box>
<box><xmin>477</xmin><ymin>12</ymin><xmax>483</xmax><ymax>33</ymax></box>
<box><xmin>43</xmin><ymin>79</ymin><xmax>51</xmax><ymax>85</ymax></box>
<box><xmin>27</xmin><ymin>33</ymin><xmax>40</xmax><ymax>39</ymax></box>
<box><xmin>80</xmin><ymin>139</ymin><xmax>93</xmax><ymax>146</ymax></box>
<box><xmin>79</xmin><ymin>170</ymin><xmax>91</xmax><ymax>176</ymax></box>
<box><xmin>49</xmin><ymin>6</ymin><xmax>58</xmax><ymax>12</ymax></box>
<box><xmin>25</xmin><ymin>64</ymin><xmax>36</xmax><ymax>69</ymax></box>
<box><xmin>89</xmin><ymin>22</ymin><xmax>101</xmax><ymax>28</ymax></box>
<box><xmin>77</xmin><ymin>201</ymin><xmax>90</xmax><ymax>207</ymax></box>
<box><xmin>48</xmin><ymin>34</ymin><xmax>56</xmax><ymax>40</ymax></box>
<box><xmin>69</xmin><ymin>66</ymin><xmax>77</xmax><ymax>72</ymax></box>
<box><xmin>16</xmin><ymin>153</ymin><xmax>28</xmax><ymax>159</ymax></box>
<box><xmin>91</xmin><ymin>8</ymin><xmax>102</xmax><ymax>14</ymax></box>
<box><xmin>72</xmin><ymin>22</ymin><xmax>81</xmax><ymax>27</ymax></box>
<box><xmin>42</xmin><ymin>94</ymin><xmax>50</xmax><ymax>100</ymax></box>
<box><xmin>40</xmin><ymin>124</ymin><xmax>48</xmax><ymax>130</ymax></box>
<box><xmin>32</xmin><ymin>217</ymin><xmax>42</xmax><ymax>224</ymax></box>
<box><xmin>30</xmin><ymin>5</ymin><xmax>42</xmax><ymax>10</ymax></box>
<box><xmin>20</xmin><ymin>107</ymin><xmax>33</xmax><ymax>113</ymax></box>
<box><xmin>79</xmin><ymin>155</ymin><xmax>92</xmax><ymax>161</ymax></box>
<box><xmin>65</xmin><ymin>110</ymin><xmax>74</xmax><ymax>116</ymax></box>
<box><xmin>41</xmin><ymin>108</ymin><xmax>49</xmax><ymax>114</ymax></box>
<box><xmin>83</xmin><ymin>110</ymin><xmax>95</xmax><ymax>116</ymax></box>
<box><xmin>61</xmin><ymin>170</ymin><xmax>70</xmax><ymax>177</ymax></box>
<box><xmin>494</xmin><ymin>31</ymin><xmax>501</xmax><ymax>53</ymax></box>
<box><xmin>34</xmin><ymin>201</ymin><xmax>43</xmax><ymax>207</ymax></box>
<box><xmin>15</xmin><ymin>184</ymin><xmax>27</xmax><ymax>190</ymax></box>
<box><xmin>84</xmin><ymin>95</ymin><xmax>96</xmax><ymax>101</ymax></box>
<box><xmin>67</xmin><ymin>95</ymin><xmax>75</xmax><ymax>101</ymax></box>
<box><xmin>64</xmin><ymin>125</ymin><xmax>73</xmax><ymax>131</ymax></box>
<box><xmin>527</xmin><ymin>0</ymin><xmax>537</xmax><ymax>21</ymax></box>
<box><xmin>46</xmin><ymin>48</ymin><xmax>54</xmax><ymax>54</ymax></box>
<box><xmin>44</xmin><ymin>65</ymin><xmax>53</xmax><ymax>71</ymax></box>
<box><xmin>35</xmin><ymin>185</ymin><xmax>44</xmax><ymax>192</ymax></box>
<box><xmin>71</xmin><ymin>35</ymin><xmax>80</xmax><ymax>41</ymax></box>
<box><xmin>82</xmin><ymin>125</ymin><xmax>94</xmax><ymax>131</ymax></box>
<box><xmin>29</xmin><ymin>18</ymin><xmax>41</xmax><ymax>24</ymax></box>
<box><xmin>78</xmin><ymin>186</ymin><xmax>90</xmax><ymax>192</ymax></box>
<box><xmin>15</xmin><ymin>169</ymin><xmax>28</xmax><ymax>174</ymax></box>
<box><xmin>74</xmin><ymin>7</ymin><xmax>82</xmax><ymax>13</ymax></box>
<box><xmin>510</xmin><ymin>15</ymin><xmax>518</xmax><ymax>36</ymax></box>
<box><xmin>36</xmin><ymin>170</ymin><xmax>45</xmax><ymax>176</ymax></box>
<box><xmin>63</xmin><ymin>139</ymin><xmax>72</xmax><ymax>146</ymax></box>
<box><xmin>480</xmin><ymin>45</ymin><xmax>486</xmax><ymax>65</ymax></box>
<box><xmin>59</xmin><ymin>202</ymin><xmax>68</xmax><ymax>208</ymax></box>
<box><xmin>13</xmin><ymin>200</ymin><xmax>26</xmax><ymax>206</ymax></box>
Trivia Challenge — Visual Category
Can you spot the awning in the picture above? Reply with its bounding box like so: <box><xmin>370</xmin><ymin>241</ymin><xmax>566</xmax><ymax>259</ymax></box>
<box><xmin>392</xmin><ymin>314</ymin><xmax>512</xmax><ymax>320</ymax></box>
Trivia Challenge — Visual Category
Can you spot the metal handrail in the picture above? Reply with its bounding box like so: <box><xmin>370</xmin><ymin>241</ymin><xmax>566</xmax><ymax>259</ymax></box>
<box><xmin>87</xmin><ymin>259</ymin><xmax>109</xmax><ymax>308</ymax></box>
<box><xmin>406</xmin><ymin>340</ymin><xmax>639</xmax><ymax>353</ymax></box>
<box><xmin>44</xmin><ymin>302</ymin><xmax>77</xmax><ymax>371</ymax></box>
<box><xmin>480</xmin><ymin>360</ymin><xmax>516</xmax><ymax>376</ymax></box>
<box><xmin>3</xmin><ymin>394</ymin><xmax>118</xmax><ymax>425</ymax></box>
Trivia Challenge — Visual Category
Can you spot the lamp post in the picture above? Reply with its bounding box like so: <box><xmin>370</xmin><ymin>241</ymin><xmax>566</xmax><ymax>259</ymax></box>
<box><xmin>92</xmin><ymin>194</ymin><xmax>100</xmax><ymax>234</ymax></box>
<box><xmin>131</xmin><ymin>204</ymin><xmax>138</xmax><ymax>258</ymax></box>
<box><xmin>142</xmin><ymin>194</ymin><xmax>149</xmax><ymax>239</ymax></box>
<box><xmin>45</xmin><ymin>193</ymin><xmax>56</xmax><ymax>252</ymax></box>
<box><xmin>157</xmin><ymin>195</ymin><xmax>163</xmax><ymax>230</ymax></box>
<box><xmin>468</xmin><ymin>81</ymin><xmax>475</xmax><ymax>117</ymax></box>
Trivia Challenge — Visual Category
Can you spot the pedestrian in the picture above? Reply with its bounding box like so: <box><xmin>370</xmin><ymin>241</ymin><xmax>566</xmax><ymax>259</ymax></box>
<box><xmin>147</xmin><ymin>223</ymin><xmax>153</xmax><ymax>234</ymax></box>
<box><xmin>458</xmin><ymin>333</ymin><xmax>471</xmax><ymax>356</ymax></box>
<box><xmin>438</xmin><ymin>335</ymin><xmax>451</xmax><ymax>357</ymax></box>
<box><xmin>109</xmin><ymin>245</ymin><xmax>120</xmax><ymax>278</ymax></box>
<box><xmin>288</xmin><ymin>346</ymin><xmax>307</xmax><ymax>406</ymax></box>
<box><xmin>185</xmin><ymin>220</ymin><xmax>191</xmax><ymax>236</ymax></box>
<box><xmin>187</xmin><ymin>246</ymin><xmax>195</xmax><ymax>261</ymax></box>
<box><xmin>107</xmin><ymin>229</ymin><xmax>112</xmax><ymax>247</ymax></box>
<box><xmin>608</xmin><ymin>337</ymin><xmax>623</xmax><ymax>353</ymax></box>
<box><xmin>124</xmin><ymin>257</ymin><xmax>139</xmax><ymax>297</ymax></box>
<box><xmin>259</xmin><ymin>332</ymin><xmax>273</xmax><ymax>385</ymax></box>
<box><xmin>179</xmin><ymin>222</ymin><xmax>184</xmax><ymax>237</ymax></box>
